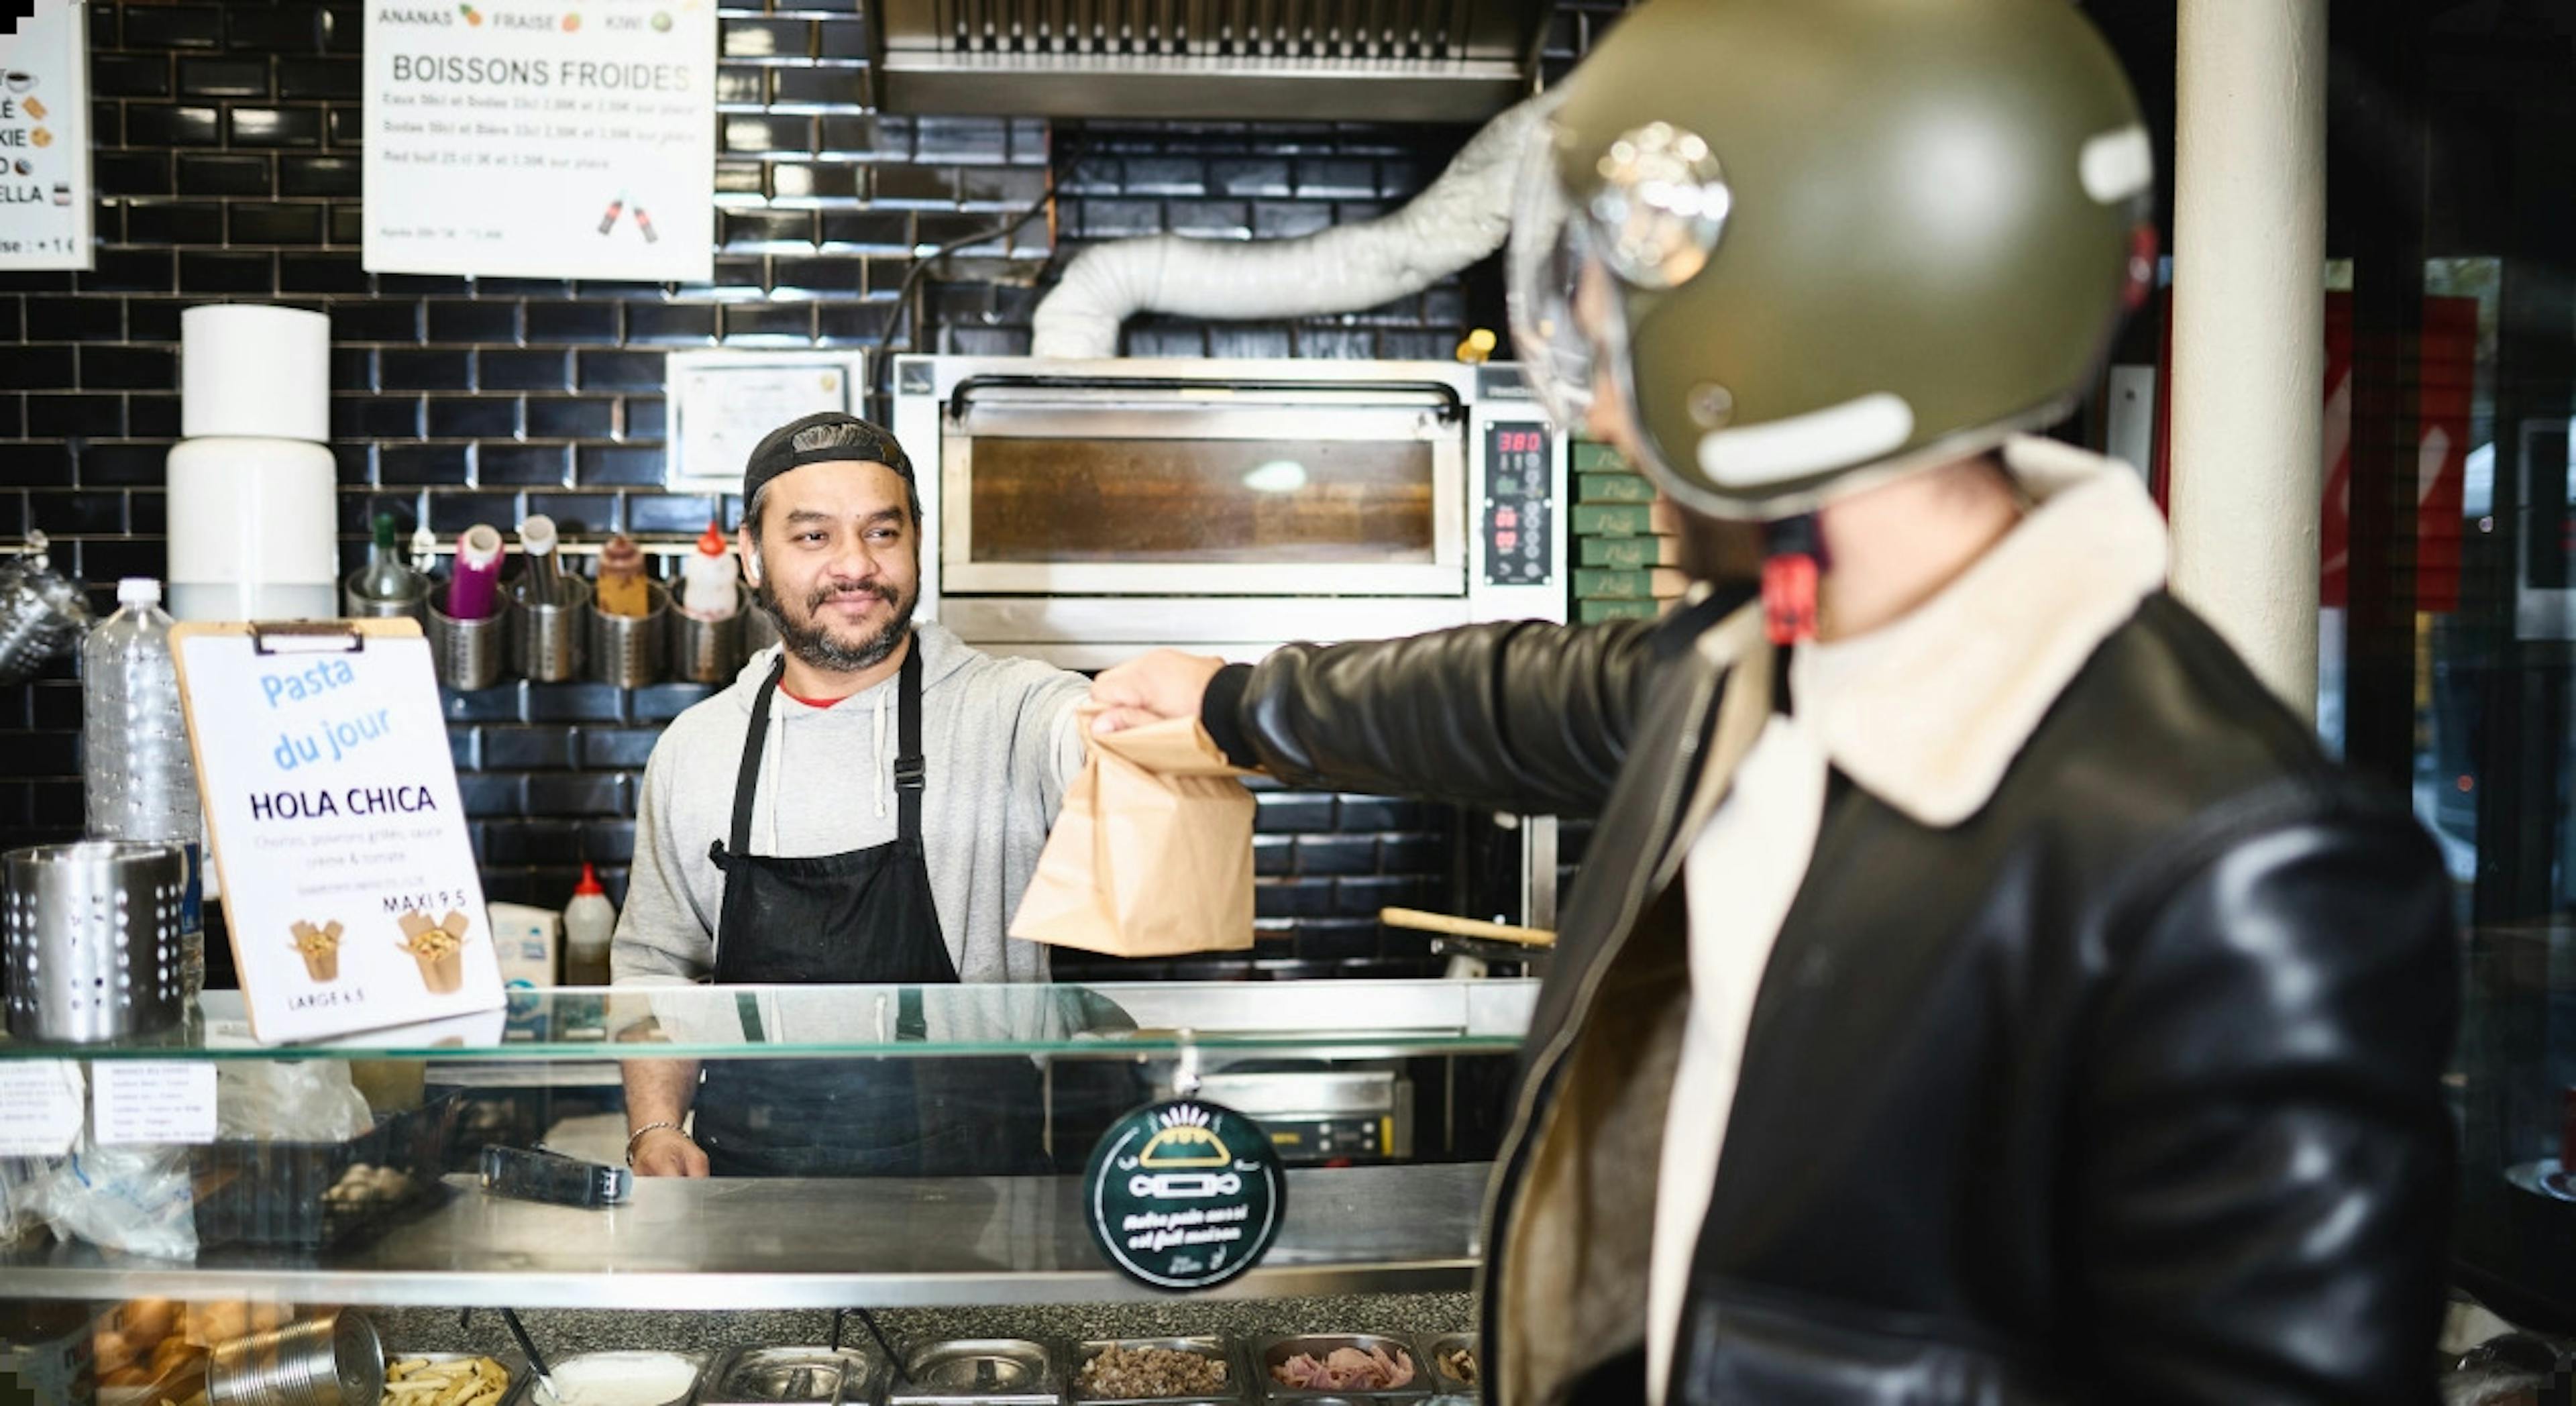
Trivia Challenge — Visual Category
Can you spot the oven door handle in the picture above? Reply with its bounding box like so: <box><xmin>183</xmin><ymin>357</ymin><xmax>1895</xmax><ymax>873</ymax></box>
<box><xmin>942</xmin><ymin>374</ymin><xmax>1467</xmax><ymax>425</ymax></box>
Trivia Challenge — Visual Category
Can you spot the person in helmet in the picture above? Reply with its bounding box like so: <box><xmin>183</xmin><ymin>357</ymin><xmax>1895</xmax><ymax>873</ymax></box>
<box><xmin>1091</xmin><ymin>0</ymin><xmax>2457</xmax><ymax>1401</ymax></box>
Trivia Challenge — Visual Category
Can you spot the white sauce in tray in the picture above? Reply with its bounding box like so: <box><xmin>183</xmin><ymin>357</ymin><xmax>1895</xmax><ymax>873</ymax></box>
<box><xmin>529</xmin><ymin>1352</ymin><xmax>701</xmax><ymax>1406</ymax></box>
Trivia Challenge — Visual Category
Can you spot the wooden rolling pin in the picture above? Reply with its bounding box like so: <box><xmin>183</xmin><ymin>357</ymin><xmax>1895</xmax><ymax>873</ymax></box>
<box><xmin>1380</xmin><ymin>907</ymin><xmax>1557</xmax><ymax>948</ymax></box>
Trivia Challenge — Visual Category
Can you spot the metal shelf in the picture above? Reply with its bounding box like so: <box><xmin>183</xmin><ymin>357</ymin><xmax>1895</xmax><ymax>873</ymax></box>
<box><xmin>0</xmin><ymin>1162</ymin><xmax>1488</xmax><ymax>1309</ymax></box>
<box><xmin>0</xmin><ymin>981</ymin><xmax>1540</xmax><ymax>1063</ymax></box>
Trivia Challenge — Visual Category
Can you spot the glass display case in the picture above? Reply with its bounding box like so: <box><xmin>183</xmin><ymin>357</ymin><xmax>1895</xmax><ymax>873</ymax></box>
<box><xmin>0</xmin><ymin>980</ymin><xmax>1528</xmax><ymax>1402</ymax></box>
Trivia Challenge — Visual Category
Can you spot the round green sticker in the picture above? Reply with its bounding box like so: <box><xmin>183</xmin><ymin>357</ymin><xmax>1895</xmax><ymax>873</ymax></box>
<box><xmin>1083</xmin><ymin>1099</ymin><xmax>1287</xmax><ymax>1291</ymax></box>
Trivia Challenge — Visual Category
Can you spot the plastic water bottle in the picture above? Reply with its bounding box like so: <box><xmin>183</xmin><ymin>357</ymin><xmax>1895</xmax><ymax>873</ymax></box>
<box><xmin>83</xmin><ymin>578</ymin><xmax>206</xmax><ymax>1004</ymax></box>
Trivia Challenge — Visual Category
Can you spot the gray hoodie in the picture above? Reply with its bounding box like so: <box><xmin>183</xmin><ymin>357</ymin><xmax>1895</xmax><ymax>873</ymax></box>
<box><xmin>612</xmin><ymin>622</ymin><xmax>1089</xmax><ymax>987</ymax></box>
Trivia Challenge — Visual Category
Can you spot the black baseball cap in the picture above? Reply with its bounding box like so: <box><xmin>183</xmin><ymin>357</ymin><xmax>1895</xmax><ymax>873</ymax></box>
<box><xmin>743</xmin><ymin>411</ymin><xmax>916</xmax><ymax>509</ymax></box>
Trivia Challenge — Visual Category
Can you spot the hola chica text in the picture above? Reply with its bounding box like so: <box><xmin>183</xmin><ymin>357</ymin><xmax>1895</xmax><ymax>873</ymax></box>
<box><xmin>250</xmin><ymin>786</ymin><xmax>439</xmax><ymax>821</ymax></box>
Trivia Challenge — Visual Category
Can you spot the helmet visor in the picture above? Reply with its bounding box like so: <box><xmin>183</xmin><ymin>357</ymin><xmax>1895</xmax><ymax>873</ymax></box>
<box><xmin>1505</xmin><ymin>103</ymin><xmax>1600</xmax><ymax>435</ymax></box>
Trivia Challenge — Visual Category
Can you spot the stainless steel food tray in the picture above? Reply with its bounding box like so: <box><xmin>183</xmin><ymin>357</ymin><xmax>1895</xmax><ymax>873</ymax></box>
<box><xmin>1255</xmin><ymin>1337</ymin><xmax>1430</xmax><ymax>1401</ymax></box>
<box><xmin>892</xmin><ymin>1339</ymin><xmax>1061</xmax><ymax>1406</ymax></box>
<box><xmin>704</xmin><ymin>1345</ymin><xmax>885</xmax><ymax>1405</ymax></box>
<box><xmin>496</xmin><ymin>1349</ymin><xmax>709</xmax><ymax>1406</ymax></box>
<box><xmin>1421</xmin><ymin>1336</ymin><xmax>1478</xmax><ymax>1399</ymax></box>
<box><xmin>1069</xmin><ymin>1338</ymin><xmax>1246</xmax><ymax>1406</ymax></box>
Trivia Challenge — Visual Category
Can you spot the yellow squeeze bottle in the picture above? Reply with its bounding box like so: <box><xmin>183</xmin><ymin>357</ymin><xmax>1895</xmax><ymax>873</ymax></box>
<box><xmin>594</xmin><ymin>535</ymin><xmax>653</xmax><ymax>618</ymax></box>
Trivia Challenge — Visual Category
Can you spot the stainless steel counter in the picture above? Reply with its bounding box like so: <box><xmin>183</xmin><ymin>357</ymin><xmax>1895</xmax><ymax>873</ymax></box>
<box><xmin>0</xmin><ymin>1162</ymin><xmax>1490</xmax><ymax>1309</ymax></box>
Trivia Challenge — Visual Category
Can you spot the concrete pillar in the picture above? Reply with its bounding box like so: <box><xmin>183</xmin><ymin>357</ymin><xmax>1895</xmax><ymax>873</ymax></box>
<box><xmin>2167</xmin><ymin>0</ymin><xmax>2329</xmax><ymax>718</ymax></box>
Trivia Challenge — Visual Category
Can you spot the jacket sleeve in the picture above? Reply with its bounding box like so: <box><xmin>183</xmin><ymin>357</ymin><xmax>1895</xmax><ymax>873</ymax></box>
<box><xmin>1204</xmin><ymin>618</ymin><xmax>1664</xmax><ymax>818</ymax></box>
<box><xmin>2078</xmin><ymin>800</ymin><xmax>2457</xmax><ymax>1405</ymax></box>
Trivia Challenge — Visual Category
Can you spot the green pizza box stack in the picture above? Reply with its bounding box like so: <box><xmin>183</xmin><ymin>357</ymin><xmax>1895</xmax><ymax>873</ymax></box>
<box><xmin>1570</xmin><ymin>439</ymin><xmax>1676</xmax><ymax>624</ymax></box>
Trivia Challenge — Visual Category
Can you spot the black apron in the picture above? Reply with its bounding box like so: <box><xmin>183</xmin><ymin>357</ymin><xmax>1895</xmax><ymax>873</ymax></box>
<box><xmin>691</xmin><ymin>642</ymin><xmax>1046</xmax><ymax>1177</ymax></box>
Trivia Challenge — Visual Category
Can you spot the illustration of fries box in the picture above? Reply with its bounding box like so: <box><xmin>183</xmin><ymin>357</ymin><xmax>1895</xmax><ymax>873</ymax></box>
<box><xmin>289</xmin><ymin>919</ymin><xmax>345</xmax><ymax>982</ymax></box>
<box><xmin>398</xmin><ymin>909</ymin><xmax>474</xmax><ymax>994</ymax></box>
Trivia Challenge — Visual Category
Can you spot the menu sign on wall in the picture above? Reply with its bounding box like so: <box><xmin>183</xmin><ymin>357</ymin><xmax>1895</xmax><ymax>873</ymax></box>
<box><xmin>0</xmin><ymin>0</ymin><xmax>93</xmax><ymax>271</ymax></box>
<box><xmin>362</xmin><ymin>0</ymin><xmax>714</xmax><ymax>281</ymax></box>
<box><xmin>172</xmin><ymin>622</ymin><xmax>504</xmax><ymax>1044</ymax></box>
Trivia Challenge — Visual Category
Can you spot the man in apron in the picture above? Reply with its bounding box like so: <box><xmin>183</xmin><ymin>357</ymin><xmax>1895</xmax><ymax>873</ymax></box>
<box><xmin>612</xmin><ymin>413</ymin><xmax>1093</xmax><ymax>1177</ymax></box>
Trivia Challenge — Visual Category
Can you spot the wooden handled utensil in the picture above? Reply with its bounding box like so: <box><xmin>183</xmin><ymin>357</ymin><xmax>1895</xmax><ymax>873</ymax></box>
<box><xmin>1379</xmin><ymin>907</ymin><xmax>1556</xmax><ymax>948</ymax></box>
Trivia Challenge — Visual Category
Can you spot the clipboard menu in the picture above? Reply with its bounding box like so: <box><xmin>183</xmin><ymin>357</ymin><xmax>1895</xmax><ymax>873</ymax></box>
<box><xmin>170</xmin><ymin>620</ymin><xmax>502</xmax><ymax>1044</ymax></box>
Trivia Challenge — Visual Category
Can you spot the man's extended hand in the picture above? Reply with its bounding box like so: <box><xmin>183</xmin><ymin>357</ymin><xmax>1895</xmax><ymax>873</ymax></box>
<box><xmin>630</xmin><ymin>1125</ymin><xmax>710</xmax><ymax>1177</ymax></box>
<box><xmin>1089</xmin><ymin>649</ymin><xmax>1228</xmax><ymax>735</ymax></box>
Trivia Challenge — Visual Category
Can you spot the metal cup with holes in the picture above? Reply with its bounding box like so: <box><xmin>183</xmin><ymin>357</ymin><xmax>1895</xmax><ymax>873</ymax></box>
<box><xmin>3</xmin><ymin>840</ymin><xmax>187</xmax><ymax>1044</ymax></box>
<box><xmin>511</xmin><ymin>576</ymin><xmax>592</xmax><ymax>684</ymax></box>
<box><xmin>426</xmin><ymin>599</ymin><xmax>510</xmax><ymax>692</ymax></box>
<box><xmin>669</xmin><ymin>605</ymin><xmax>748</xmax><ymax>685</ymax></box>
<box><xmin>590</xmin><ymin>580</ymin><xmax>672</xmax><ymax>688</ymax></box>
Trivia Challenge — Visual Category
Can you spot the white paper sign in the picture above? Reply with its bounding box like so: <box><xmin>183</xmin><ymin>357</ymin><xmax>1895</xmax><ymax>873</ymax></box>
<box><xmin>0</xmin><ymin>0</ymin><xmax>94</xmax><ymax>271</ymax></box>
<box><xmin>93</xmin><ymin>1061</ymin><xmax>219</xmax><ymax>1146</ymax></box>
<box><xmin>0</xmin><ymin>1061</ymin><xmax>85</xmax><ymax>1157</ymax></box>
<box><xmin>173</xmin><ymin>625</ymin><xmax>504</xmax><ymax>1043</ymax></box>
<box><xmin>362</xmin><ymin>0</ymin><xmax>714</xmax><ymax>280</ymax></box>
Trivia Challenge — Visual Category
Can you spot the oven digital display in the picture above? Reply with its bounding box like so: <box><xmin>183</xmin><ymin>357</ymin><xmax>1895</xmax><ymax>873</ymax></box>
<box><xmin>1483</xmin><ymin>424</ymin><xmax>1554</xmax><ymax>586</ymax></box>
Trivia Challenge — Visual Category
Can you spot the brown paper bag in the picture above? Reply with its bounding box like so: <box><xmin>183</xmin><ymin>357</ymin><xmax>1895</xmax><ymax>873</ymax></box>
<box><xmin>1010</xmin><ymin>712</ymin><xmax>1256</xmax><ymax>957</ymax></box>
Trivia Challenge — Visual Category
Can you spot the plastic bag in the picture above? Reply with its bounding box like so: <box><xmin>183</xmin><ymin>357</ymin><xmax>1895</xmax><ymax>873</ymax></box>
<box><xmin>32</xmin><ymin>1140</ymin><xmax>200</xmax><ymax>1259</ymax></box>
<box><xmin>0</xmin><ymin>1154</ymin><xmax>53</xmax><ymax>1243</ymax></box>
<box><xmin>216</xmin><ymin>1061</ymin><xmax>375</xmax><ymax>1142</ymax></box>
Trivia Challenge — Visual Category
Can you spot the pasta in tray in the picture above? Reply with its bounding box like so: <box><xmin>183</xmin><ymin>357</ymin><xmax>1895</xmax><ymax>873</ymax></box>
<box><xmin>382</xmin><ymin>1356</ymin><xmax>511</xmax><ymax>1406</ymax></box>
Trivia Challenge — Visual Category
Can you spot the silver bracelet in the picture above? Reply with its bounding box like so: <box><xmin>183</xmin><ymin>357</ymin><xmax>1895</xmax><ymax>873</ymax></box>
<box><xmin>625</xmin><ymin>1120</ymin><xmax>684</xmax><ymax>1167</ymax></box>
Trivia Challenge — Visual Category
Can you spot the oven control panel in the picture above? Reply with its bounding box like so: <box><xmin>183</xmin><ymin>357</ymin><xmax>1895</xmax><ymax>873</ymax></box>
<box><xmin>1483</xmin><ymin>423</ymin><xmax>1555</xmax><ymax>587</ymax></box>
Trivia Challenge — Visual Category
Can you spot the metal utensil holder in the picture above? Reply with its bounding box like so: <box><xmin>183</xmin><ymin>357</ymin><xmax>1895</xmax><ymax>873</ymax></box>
<box><xmin>0</xmin><ymin>541</ymin><xmax>88</xmax><ymax>686</ymax></box>
<box><xmin>513</xmin><ymin>576</ymin><xmax>592</xmax><ymax>684</ymax></box>
<box><xmin>209</xmin><ymin>1312</ymin><xmax>385</xmax><ymax>1406</ymax></box>
<box><xmin>426</xmin><ymin>600</ymin><xmax>509</xmax><ymax>692</ymax></box>
<box><xmin>4</xmin><ymin>840</ymin><xmax>187</xmax><ymax>1044</ymax></box>
<box><xmin>590</xmin><ymin>580</ymin><xmax>672</xmax><ymax>687</ymax></box>
<box><xmin>669</xmin><ymin>604</ymin><xmax>748</xmax><ymax>684</ymax></box>
<box><xmin>343</xmin><ymin>573</ymin><xmax>427</xmax><ymax>629</ymax></box>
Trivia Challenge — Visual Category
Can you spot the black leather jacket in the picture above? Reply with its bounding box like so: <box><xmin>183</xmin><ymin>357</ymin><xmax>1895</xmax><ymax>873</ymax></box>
<box><xmin>1204</xmin><ymin>590</ymin><xmax>2457</xmax><ymax>1406</ymax></box>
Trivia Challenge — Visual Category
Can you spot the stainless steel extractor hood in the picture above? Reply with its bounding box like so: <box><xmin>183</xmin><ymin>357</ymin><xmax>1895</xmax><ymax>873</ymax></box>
<box><xmin>868</xmin><ymin>0</ymin><xmax>1550</xmax><ymax>122</ymax></box>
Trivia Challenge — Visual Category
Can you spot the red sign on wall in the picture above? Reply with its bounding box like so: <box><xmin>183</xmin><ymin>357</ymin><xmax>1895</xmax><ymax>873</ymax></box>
<box><xmin>2149</xmin><ymin>291</ymin><xmax>2480</xmax><ymax>614</ymax></box>
<box><xmin>2318</xmin><ymin>292</ymin><xmax>2479</xmax><ymax>613</ymax></box>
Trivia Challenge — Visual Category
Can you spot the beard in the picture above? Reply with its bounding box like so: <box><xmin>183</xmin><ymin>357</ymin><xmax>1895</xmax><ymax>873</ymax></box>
<box><xmin>755</xmin><ymin>574</ymin><xmax>917</xmax><ymax>673</ymax></box>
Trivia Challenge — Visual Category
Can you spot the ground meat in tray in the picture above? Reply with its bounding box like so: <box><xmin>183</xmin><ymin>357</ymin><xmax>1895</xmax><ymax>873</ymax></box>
<box><xmin>1077</xmin><ymin>1344</ymin><xmax>1232</xmax><ymax>1401</ymax></box>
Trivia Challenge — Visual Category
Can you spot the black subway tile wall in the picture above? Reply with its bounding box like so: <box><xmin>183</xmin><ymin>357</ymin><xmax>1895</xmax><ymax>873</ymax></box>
<box><xmin>0</xmin><ymin>0</ymin><xmax>1644</xmax><ymax>979</ymax></box>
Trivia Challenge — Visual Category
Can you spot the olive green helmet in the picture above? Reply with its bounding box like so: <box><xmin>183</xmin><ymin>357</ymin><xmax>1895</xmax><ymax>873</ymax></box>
<box><xmin>1507</xmin><ymin>0</ymin><xmax>2155</xmax><ymax>521</ymax></box>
